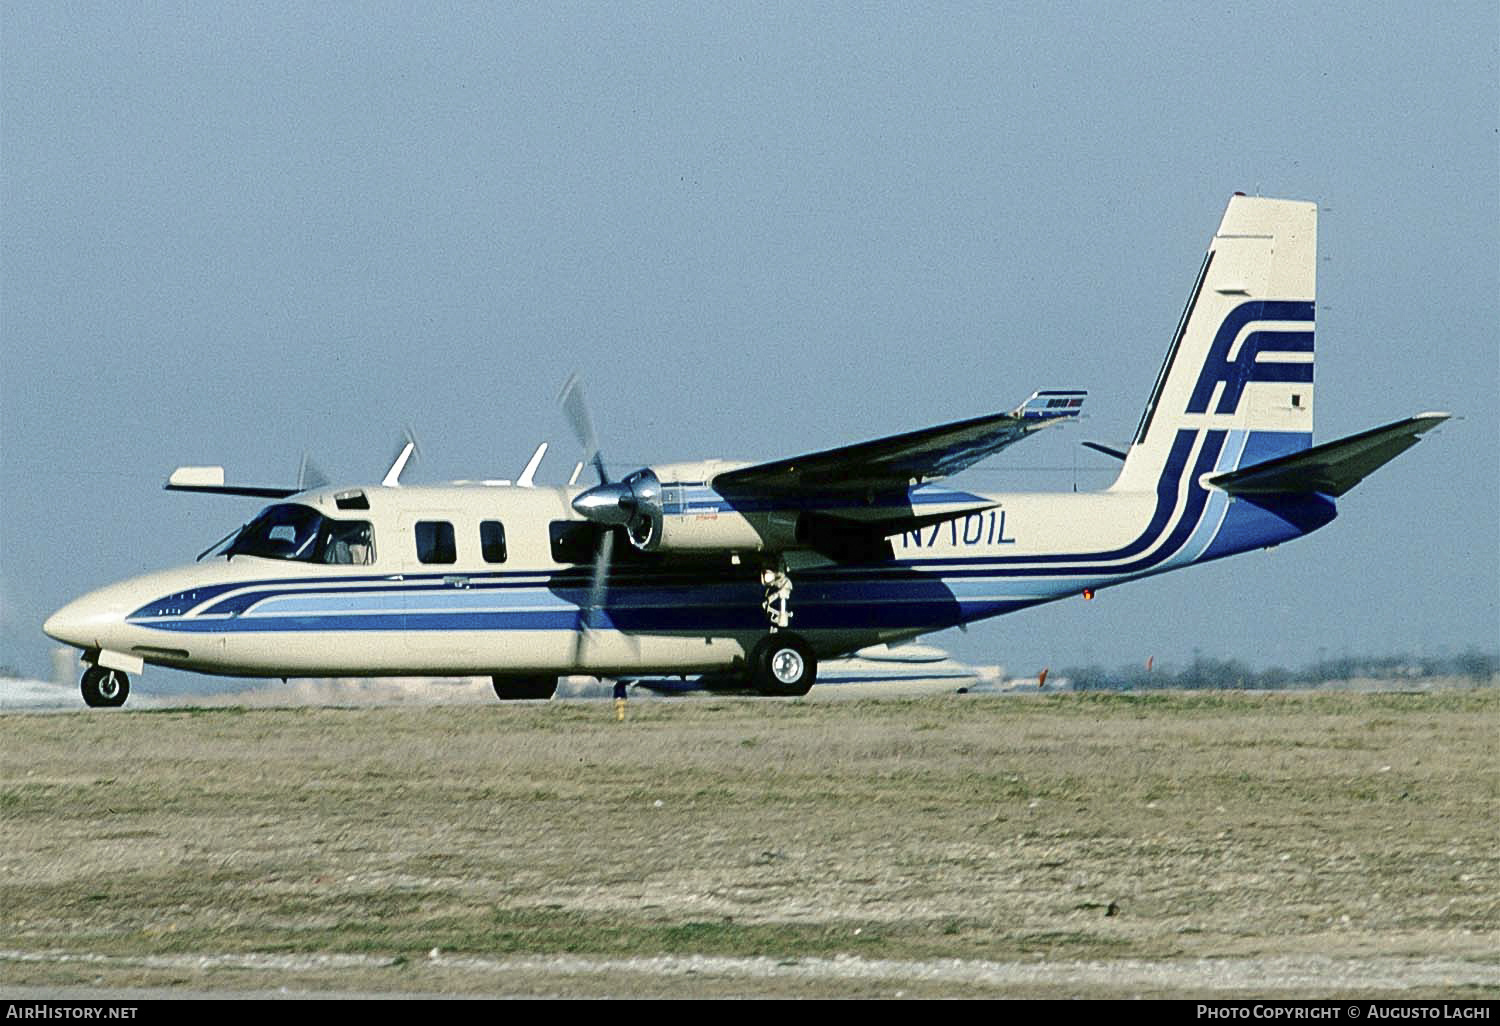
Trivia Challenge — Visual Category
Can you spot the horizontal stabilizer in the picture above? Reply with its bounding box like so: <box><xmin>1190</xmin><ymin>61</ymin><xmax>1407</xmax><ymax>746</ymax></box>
<box><xmin>1208</xmin><ymin>412</ymin><xmax>1450</xmax><ymax>498</ymax></box>
<box><xmin>1082</xmin><ymin>441</ymin><xmax>1128</xmax><ymax>461</ymax></box>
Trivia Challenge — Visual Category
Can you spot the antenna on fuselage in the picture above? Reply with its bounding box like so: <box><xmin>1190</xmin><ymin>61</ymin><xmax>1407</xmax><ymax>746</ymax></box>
<box><xmin>382</xmin><ymin>428</ymin><xmax>419</xmax><ymax>487</ymax></box>
<box><xmin>516</xmin><ymin>442</ymin><xmax>548</xmax><ymax>488</ymax></box>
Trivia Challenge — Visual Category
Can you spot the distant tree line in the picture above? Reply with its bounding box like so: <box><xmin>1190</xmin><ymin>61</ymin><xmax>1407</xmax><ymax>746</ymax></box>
<box><xmin>1062</xmin><ymin>649</ymin><xmax>1498</xmax><ymax>691</ymax></box>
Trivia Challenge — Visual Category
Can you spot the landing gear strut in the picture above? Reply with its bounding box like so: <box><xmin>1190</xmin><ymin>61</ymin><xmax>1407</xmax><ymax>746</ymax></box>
<box><xmin>760</xmin><ymin>559</ymin><xmax>793</xmax><ymax>630</ymax></box>
<box><xmin>751</xmin><ymin>557</ymin><xmax>815</xmax><ymax>695</ymax></box>
<box><xmin>81</xmin><ymin>665</ymin><xmax>130</xmax><ymax>708</ymax></box>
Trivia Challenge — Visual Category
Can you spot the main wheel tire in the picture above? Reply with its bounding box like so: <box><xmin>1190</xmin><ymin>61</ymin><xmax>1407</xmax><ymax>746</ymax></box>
<box><xmin>491</xmin><ymin>675</ymin><xmax>557</xmax><ymax>701</ymax></box>
<box><xmin>81</xmin><ymin>666</ymin><xmax>130</xmax><ymax>708</ymax></box>
<box><xmin>750</xmin><ymin>633</ymin><xmax>817</xmax><ymax>697</ymax></box>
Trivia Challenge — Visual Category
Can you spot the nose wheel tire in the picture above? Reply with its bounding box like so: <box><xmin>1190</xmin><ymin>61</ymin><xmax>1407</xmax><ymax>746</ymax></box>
<box><xmin>492</xmin><ymin>675</ymin><xmax>557</xmax><ymax>701</ymax></box>
<box><xmin>81</xmin><ymin>666</ymin><xmax>130</xmax><ymax>708</ymax></box>
<box><xmin>750</xmin><ymin>633</ymin><xmax>817</xmax><ymax>697</ymax></box>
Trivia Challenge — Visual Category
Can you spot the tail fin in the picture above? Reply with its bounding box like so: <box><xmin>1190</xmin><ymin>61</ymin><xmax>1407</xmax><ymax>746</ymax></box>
<box><xmin>1114</xmin><ymin>195</ymin><xmax>1317</xmax><ymax>492</ymax></box>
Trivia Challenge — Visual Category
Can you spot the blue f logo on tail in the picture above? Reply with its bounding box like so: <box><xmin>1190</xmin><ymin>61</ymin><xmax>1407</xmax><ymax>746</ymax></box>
<box><xmin>1186</xmin><ymin>300</ymin><xmax>1315</xmax><ymax>415</ymax></box>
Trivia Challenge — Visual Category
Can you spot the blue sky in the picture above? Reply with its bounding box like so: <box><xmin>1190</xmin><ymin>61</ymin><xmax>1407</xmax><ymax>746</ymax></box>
<box><xmin>2</xmin><ymin>2</ymin><xmax>1496</xmax><ymax>683</ymax></box>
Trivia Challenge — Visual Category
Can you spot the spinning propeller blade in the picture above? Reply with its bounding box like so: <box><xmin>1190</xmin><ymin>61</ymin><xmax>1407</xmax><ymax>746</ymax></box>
<box><xmin>571</xmin><ymin>526</ymin><xmax>614</xmax><ymax>668</ymax></box>
<box><xmin>559</xmin><ymin>373</ymin><xmax>608</xmax><ymax>484</ymax></box>
<box><xmin>560</xmin><ymin>373</ymin><xmax>618</xmax><ymax>669</ymax></box>
<box><xmin>298</xmin><ymin>453</ymin><xmax>330</xmax><ymax>492</ymax></box>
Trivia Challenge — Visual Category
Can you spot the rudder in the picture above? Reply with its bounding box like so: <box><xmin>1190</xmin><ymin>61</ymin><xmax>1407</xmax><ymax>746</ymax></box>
<box><xmin>1115</xmin><ymin>195</ymin><xmax>1317</xmax><ymax>492</ymax></box>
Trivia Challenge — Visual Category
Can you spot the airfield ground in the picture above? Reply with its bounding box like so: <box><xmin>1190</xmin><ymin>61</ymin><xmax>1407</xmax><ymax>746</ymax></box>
<box><xmin>0</xmin><ymin>689</ymin><xmax>1495</xmax><ymax>998</ymax></box>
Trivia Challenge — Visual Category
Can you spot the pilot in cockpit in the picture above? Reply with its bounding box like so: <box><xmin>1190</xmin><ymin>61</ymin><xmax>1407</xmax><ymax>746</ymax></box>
<box><xmin>323</xmin><ymin>521</ymin><xmax>374</xmax><ymax>565</ymax></box>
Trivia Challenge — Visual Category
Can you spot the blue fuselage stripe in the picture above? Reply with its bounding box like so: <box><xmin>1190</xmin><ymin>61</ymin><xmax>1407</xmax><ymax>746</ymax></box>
<box><xmin>127</xmin><ymin>427</ymin><xmax>1311</xmax><ymax>638</ymax></box>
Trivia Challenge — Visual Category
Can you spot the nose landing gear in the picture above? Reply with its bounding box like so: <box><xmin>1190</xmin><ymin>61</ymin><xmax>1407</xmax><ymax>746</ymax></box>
<box><xmin>81</xmin><ymin>665</ymin><xmax>130</xmax><ymax>708</ymax></box>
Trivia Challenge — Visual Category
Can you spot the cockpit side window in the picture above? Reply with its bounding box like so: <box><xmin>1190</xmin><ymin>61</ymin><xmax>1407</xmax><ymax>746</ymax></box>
<box><xmin>225</xmin><ymin>504</ymin><xmax>375</xmax><ymax>564</ymax></box>
<box><xmin>321</xmin><ymin>519</ymin><xmax>376</xmax><ymax>565</ymax></box>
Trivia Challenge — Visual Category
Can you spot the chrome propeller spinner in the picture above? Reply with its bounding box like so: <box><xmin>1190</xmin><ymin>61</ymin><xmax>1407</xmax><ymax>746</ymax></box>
<box><xmin>571</xmin><ymin>468</ymin><xmax>661</xmax><ymax>548</ymax></box>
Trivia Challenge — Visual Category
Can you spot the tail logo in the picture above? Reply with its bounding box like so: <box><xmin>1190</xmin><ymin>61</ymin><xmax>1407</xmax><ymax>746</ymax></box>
<box><xmin>1186</xmin><ymin>300</ymin><xmax>1315</xmax><ymax>415</ymax></box>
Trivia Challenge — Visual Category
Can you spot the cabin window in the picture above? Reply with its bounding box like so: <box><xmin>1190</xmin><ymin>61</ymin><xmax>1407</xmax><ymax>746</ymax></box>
<box><xmin>415</xmin><ymin>521</ymin><xmax>457</xmax><ymax>564</ymax></box>
<box><xmin>548</xmin><ymin>521</ymin><xmax>661</xmax><ymax>566</ymax></box>
<box><xmin>549</xmin><ymin>521</ymin><xmax>597</xmax><ymax>564</ymax></box>
<box><xmin>480</xmin><ymin>521</ymin><xmax>507</xmax><ymax>563</ymax></box>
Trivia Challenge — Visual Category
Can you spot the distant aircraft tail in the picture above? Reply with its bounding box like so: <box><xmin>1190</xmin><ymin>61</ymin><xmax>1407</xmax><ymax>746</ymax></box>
<box><xmin>1114</xmin><ymin>195</ymin><xmax>1317</xmax><ymax>492</ymax></box>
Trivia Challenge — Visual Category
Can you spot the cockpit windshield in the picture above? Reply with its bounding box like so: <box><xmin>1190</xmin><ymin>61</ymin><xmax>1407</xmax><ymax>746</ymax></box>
<box><xmin>221</xmin><ymin>504</ymin><xmax>376</xmax><ymax>564</ymax></box>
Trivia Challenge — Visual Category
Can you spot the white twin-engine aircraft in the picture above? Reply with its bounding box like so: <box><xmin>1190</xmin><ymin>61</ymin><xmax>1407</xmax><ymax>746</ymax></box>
<box><xmin>45</xmin><ymin>195</ymin><xmax>1448</xmax><ymax>707</ymax></box>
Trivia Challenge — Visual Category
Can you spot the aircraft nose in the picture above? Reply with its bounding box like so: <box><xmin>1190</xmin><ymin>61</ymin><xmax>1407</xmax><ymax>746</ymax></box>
<box><xmin>43</xmin><ymin>590</ymin><xmax>131</xmax><ymax>650</ymax></box>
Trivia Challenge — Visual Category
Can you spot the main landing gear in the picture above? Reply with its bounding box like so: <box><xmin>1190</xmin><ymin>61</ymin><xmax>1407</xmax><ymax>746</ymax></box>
<box><xmin>81</xmin><ymin>665</ymin><xmax>130</xmax><ymax>708</ymax></box>
<box><xmin>749</xmin><ymin>557</ymin><xmax>817</xmax><ymax>696</ymax></box>
<box><xmin>748</xmin><ymin>632</ymin><xmax>817</xmax><ymax>697</ymax></box>
<box><xmin>492</xmin><ymin>675</ymin><xmax>557</xmax><ymax>701</ymax></box>
<box><xmin>760</xmin><ymin>560</ymin><xmax>793</xmax><ymax>630</ymax></box>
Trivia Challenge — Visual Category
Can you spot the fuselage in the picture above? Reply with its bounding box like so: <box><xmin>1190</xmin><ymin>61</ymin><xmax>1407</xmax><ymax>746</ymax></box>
<box><xmin>42</xmin><ymin>435</ymin><xmax>1334</xmax><ymax>681</ymax></box>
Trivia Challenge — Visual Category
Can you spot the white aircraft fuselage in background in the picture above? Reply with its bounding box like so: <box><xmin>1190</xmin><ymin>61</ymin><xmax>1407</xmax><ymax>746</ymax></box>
<box><xmin>44</xmin><ymin>196</ymin><xmax>1448</xmax><ymax>706</ymax></box>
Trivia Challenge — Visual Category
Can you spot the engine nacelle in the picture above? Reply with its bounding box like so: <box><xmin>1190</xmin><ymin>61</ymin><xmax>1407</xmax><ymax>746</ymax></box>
<box><xmin>644</xmin><ymin>506</ymin><xmax>794</xmax><ymax>553</ymax></box>
<box><xmin>572</xmin><ymin>468</ymin><xmax>798</xmax><ymax>553</ymax></box>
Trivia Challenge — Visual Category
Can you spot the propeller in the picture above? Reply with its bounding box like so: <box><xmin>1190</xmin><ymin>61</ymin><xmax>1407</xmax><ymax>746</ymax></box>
<box><xmin>561</xmin><ymin>375</ymin><xmax>663</xmax><ymax>547</ymax></box>
<box><xmin>559</xmin><ymin>374</ymin><xmax>619</xmax><ymax>669</ymax></box>
<box><xmin>298</xmin><ymin>452</ymin><xmax>330</xmax><ymax>492</ymax></box>
<box><xmin>574</xmin><ymin>525</ymin><xmax>614</xmax><ymax>665</ymax></box>
<box><xmin>560</xmin><ymin>374</ymin><xmax>608</xmax><ymax>485</ymax></box>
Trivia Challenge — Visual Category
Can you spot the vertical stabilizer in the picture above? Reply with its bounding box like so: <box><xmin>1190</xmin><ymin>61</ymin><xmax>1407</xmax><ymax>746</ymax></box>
<box><xmin>1114</xmin><ymin>196</ymin><xmax>1317</xmax><ymax>492</ymax></box>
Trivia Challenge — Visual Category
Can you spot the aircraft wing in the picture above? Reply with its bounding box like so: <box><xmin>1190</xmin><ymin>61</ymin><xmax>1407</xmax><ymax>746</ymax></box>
<box><xmin>164</xmin><ymin>467</ymin><xmax>299</xmax><ymax>498</ymax></box>
<box><xmin>1208</xmin><ymin>412</ymin><xmax>1451</xmax><ymax>497</ymax></box>
<box><xmin>713</xmin><ymin>390</ymin><xmax>1085</xmax><ymax>497</ymax></box>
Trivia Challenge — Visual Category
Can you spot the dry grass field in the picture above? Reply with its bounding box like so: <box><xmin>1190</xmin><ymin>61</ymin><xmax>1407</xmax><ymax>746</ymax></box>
<box><xmin>1</xmin><ymin>689</ymin><xmax>1495</xmax><ymax>998</ymax></box>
